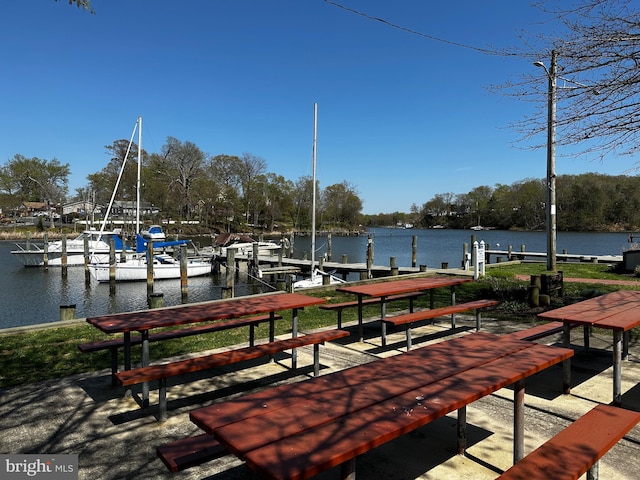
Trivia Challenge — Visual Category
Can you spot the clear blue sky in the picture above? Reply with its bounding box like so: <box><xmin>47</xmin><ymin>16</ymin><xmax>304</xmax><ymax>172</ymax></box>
<box><xmin>0</xmin><ymin>1</ymin><xmax>632</xmax><ymax>214</ymax></box>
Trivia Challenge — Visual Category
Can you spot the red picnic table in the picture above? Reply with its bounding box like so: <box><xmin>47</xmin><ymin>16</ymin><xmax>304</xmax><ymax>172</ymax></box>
<box><xmin>189</xmin><ymin>331</ymin><xmax>572</xmax><ymax>479</ymax></box>
<box><xmin>87</xmin><ymin>291</ymin><xmax>325</xmax><ymax>404</ymax></box>
<box><xmin>538</xmin><ymin>289</ymin><xmax>640</xmax><ymax>406</ymax></box>
<box><xmin>336</xmin><ymin>276</ymin><xmax>473</xmax><ymax>344</ymax></box>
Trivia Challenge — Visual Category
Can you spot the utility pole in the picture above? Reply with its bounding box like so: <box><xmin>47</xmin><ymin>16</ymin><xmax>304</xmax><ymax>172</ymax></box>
<box><xmin>535</xmin><ymin>50</ymin><xmax>557</xmax><ymax>272</ymax></box>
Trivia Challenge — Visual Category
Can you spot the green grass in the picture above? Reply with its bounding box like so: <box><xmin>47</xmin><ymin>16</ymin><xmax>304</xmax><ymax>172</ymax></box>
<box><xmin>1</xmin><ymin>261</ymin><xmax>638</xmax><ymax>389</ymax></box>
<box><xmin>485</xmin><ymin>261</ymin><xmax>631</xmax><ymax>280</ymax></box>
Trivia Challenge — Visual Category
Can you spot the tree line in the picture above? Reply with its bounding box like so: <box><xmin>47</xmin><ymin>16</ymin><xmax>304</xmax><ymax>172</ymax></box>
<box><xmin>2</xmin><ymin>144</ymin><xmax>639</xmax><ymax>233</ymax></box>
<box><xmin>0</xmin><ymin>138</ymin><xmax>362</xmax><ymax>234</ymax></box>
<box><xmin>397</xmin><ymin>173</ymin><xmax>640</xmax><ymax>232</ymax></box>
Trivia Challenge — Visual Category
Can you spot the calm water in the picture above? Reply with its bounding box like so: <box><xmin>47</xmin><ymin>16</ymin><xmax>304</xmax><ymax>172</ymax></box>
<box><xmin>0</xmin><ymin>228</ymin><xmax>634</xmax><ymax>329</ymax></box>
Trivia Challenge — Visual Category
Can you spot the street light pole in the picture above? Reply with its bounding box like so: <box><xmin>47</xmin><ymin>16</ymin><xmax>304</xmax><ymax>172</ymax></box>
<box><xmin>534</xmin><ymin>50</ymin><xmax>557</xmax><ymax>272</ymax></box>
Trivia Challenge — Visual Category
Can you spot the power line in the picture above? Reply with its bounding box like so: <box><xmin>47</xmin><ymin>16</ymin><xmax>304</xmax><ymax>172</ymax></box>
<box><xmin>323</xmin><ymin>0</ymin><xmax>504</xmax><ymax>56</ymax></box>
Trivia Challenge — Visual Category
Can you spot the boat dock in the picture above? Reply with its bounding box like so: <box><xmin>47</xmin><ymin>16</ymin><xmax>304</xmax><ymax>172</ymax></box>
<box><xmin>485</xmin><ymin>249</ymin><xmax>623</xmax><ymax>264</ymax></box>
<box><xmin>231</xmin><ymin>246</ymin><xmax>624</xmax><ymax>282</ymax></box>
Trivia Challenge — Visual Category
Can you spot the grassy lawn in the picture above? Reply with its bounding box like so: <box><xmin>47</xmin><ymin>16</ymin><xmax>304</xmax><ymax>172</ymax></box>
<box><xmin>1</xmin><ymin>261</ymin><xmax>638</xmax><ymax>389</ymax></box>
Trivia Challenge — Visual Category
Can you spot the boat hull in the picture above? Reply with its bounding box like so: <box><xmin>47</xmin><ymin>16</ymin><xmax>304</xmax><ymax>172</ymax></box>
<box><xmin>88</xmin><ymin>257</ymin><xmax>212</xmax><ymax>282</ymax></box>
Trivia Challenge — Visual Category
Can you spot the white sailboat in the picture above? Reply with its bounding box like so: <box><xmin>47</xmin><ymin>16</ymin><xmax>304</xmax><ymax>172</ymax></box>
<box><xmin>293</xmin><ymin>103</ymin><xmax>344</xmax><ymax>289</ymax></box>
<box><xmin>88</xmin><ymin>117</ymin><xmax>212</xmax><ymax>282</ymax></box>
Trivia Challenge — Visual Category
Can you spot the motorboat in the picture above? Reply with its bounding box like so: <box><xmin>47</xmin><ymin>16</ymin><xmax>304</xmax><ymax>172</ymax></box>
<box><xmin>10</xmin><ymin>228</ymin><xmax>129</xmax><ymax>267</ymax></box>
<box><xmin>211</xmin><ymin>232</ymin><xmax>281</xmax><ymax>257</ymax></box>
<box><xmin>292</xmin><ymin>269</ymin><xmax>345</xmax><ymax>289</ymax></box>
<box><xmin>141</xmin><ymin>224</ymin><xmax>166</xmax><ymax>241</ymax></box>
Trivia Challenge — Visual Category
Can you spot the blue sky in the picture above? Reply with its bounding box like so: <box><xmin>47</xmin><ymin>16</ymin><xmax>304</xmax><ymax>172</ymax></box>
<box><xmin>0</xmin><ymin>1</ymin><xmax>633</xmax><ymax>214</ymax></box>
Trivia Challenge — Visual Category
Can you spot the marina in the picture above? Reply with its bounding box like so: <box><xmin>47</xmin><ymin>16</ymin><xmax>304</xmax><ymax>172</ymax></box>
<box><xmin>0</xmin><ymin>228</ymin><xmax>636</xmax><ymax>330</ymax></box>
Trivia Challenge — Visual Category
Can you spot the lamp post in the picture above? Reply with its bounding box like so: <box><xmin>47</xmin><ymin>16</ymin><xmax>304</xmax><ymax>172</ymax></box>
<box><xmin>534</xmin><ymin>50</ymin><xmax>557</xmax><ymax>272</ymax></box>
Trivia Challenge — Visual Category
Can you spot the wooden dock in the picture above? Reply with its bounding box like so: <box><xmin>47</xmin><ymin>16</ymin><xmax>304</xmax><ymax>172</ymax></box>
<box><xmin>234</xmin><ymin>254</ymin><xmax>459</xmax><ymax>280</ymax></box>
<box><xmin>227</xmin><ymin>246</ymin><xmax>624</xmax><ymax>283</ymax></box>
<box><xmin>485</xmin><ymin>249</ymin><xmax>623</xmax><ymax>264</ymax></box>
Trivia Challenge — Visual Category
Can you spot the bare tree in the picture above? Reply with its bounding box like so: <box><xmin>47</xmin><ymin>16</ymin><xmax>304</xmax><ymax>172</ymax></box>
<box><xmin>503</xmin><ymin>0</ymin><xmax>640</xmax><ymax>168</ymax></box>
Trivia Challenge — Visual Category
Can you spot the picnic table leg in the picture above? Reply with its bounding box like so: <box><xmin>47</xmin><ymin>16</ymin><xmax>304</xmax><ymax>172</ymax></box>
<box><xmin>313</xmin><ymin>344</ymin><xmax>320</xmax><ymax>377</ymax></box>
<box><xmin>513</xmin><ymin>379</ymin><xmax>525</xmax><ymax>463</ymax></box>
<box><xmin>268</xmin><ymin>312</ymin><xmax>276</xmax><ymax>362</ymax></box>
<box><xmin>475</xmin><ymin>311</ymin><xmax>482</xmax><ymax>331</ymax></box>
<box><xmin>124</xmin><ymin>331</ymin><xmax>132</xmax><ymax>398</ymax></box>
<box><xmin>291</xmin><ymin>308</ymin><xmax>299</xmax><ymax>370</ymax></box>
<box><xmin>158</xmin><ymin>378</ymin><xmax>167</xmax><ymax>422</ymax></box>
<box><xmin>584</xmin><ymin>325</ymin><xmax>591</xmax><ymax>353</ymax></box>
<box><xmin>380</xmin><ymin>296</ymin><xmax>387</xmax><ymax>347</ymax></box>
<box><xmin>405</xmin><ymin>325</ymin><xmax>412</xmax><ymax>351</ymax></box>
<box><xmin>357</xmin><ymin>296</ymin><xmax>364</xmax><ymax>343</ymax></box>
<box><xmin>141</xmin><ymin>330</ymin><xmax>150</xmax><ymax>408</ymax></box>
<box><xmin>450</xmin><ymin>285</ymin><xmax>457</xmax><ymax>329</ymax></box>
<box><xmin>562</xmin><ymin>322</ymin><xmax>572</xmax><ymax>395</ymax></box>
<box><xmin>613</xmin><ymin>330</ymin><xmax>623</xmax><ymax>406</ymax></box>
<box><xmin>340</xmin><ymin>458</ymin><xmax>356</xmax><ymax>480</ymax></box>
<box><xmin>457</xmin><ymin>405</ymin><xmax>467</xmax><ymax>455</ymax></box>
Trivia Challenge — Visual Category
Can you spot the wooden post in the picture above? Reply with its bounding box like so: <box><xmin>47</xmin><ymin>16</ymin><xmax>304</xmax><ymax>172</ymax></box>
<box><xmin>180</xmin><ymin>245</ymin><xmax>187</xmax><ymax>303</ymax></box>
<box><xmin>342</xmin><ymin>254</ymin><xmax>348</xmax><ymax>264</ymax></box>
<box><xmin>61</xmin><ymin>234</ymin><xmax>68</xmax><ymax>277</ymax></box>
<box><xmin>529</xmin><ymin>275</ymin><xmax>541</xmax><ymax>307</ymax></box>
<box><xmin>327</xmin><ymin>233</ymin><xmax>332</xmax><ymax>261</ymax></box>
<box><xmin>109</xmin><ymin>237</ymin><xmax>116</xmax><ymax>294</ymax></box>
<box><xmin>366</xmin><ymin>234</ymin><xmax>373</xmax><ymax>279</ymax></box>
<box><xmin>146</xmin><ymin>240</ymin><xmax>154</xmax><ymax>293</ymax></box>
<box><xmin>83</xmin><ymin>236</ymin><xmax>91</xmax><ymax>286</ymax></box>
<box><xmin>390</xmin><ymin>257</ymin><xmax>398</xmax><ymax>276</ymax></box>
<box><xmin>225</xmin><ymin>248</ymin><xmax>235</xmax><ymax>298</ymax></box>
<box><xmin>59</xmin><ymin>304</ymin><xmax>76</xmax><ymax>321</ymax></box>
<box><xmin>470</xmin><ymin>234</ymin><xmax>476</xmax><ymax>272</ymax></box>
<box><xmin>43</xmin><ymin>232</ymin><xmax>49</xmax><ymax>269</ymax></box>
<box><xmin>411</xmin><ymin>235</ymin><xmax>417</xmax><ymax>268</ymax></box>
<box><xmin>148</xmin><ymin>292</ymin><xmax>164</xmax><ymax>309</ymax></box>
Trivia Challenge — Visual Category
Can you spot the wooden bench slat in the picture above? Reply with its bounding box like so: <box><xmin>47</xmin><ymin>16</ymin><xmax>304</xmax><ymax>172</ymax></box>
<box><xmin>383</xmin><ymin>299</ymin><xmax>499</xmax><ymax>327</ymax></box>
<box><xmin>499</xmin><ymin>321</ymin><xmax>581</xmax><ymax>342</ymax></box>
<box><xmin>318</xmin><ymin>292</ymin><xmax>421</xmax><ymax>312</ymax></box>
<box><xmin>115</xmin><ymin>330</ymin><xmax>349</xmax><ymax>386</ymax></box>
<box><xmin>228</xmin><ymin>344</ymin><xmax>571</xmax><ymax>480</ymax></box>
<box><xmin>497</xmin><ymin>404</ymin><xmax>640</xmax><ymax>480</ymax></box>
<box><xmin>500</xmin><ymin>322</ymin><xmax>564</xmax><ymax>341</ymax></box>
<box><xmin>117</xmin><ymin>329</ymin><xmax>349</xmax><ymax>420</ymax></box>
<box><xmin>156</xmin><ymin>434</ymin><xmax>226</xmax><ymax>473</ymax></box>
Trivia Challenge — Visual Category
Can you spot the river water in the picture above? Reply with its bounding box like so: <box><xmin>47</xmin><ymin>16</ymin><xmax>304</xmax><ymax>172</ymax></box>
<box><xmin>0</xmin><ymin>228</ymin><xmax>635</xmax><ymax>329</ymax></box>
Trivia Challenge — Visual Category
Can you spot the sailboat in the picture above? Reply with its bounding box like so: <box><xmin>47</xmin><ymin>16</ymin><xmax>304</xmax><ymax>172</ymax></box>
<box><xmin>88</xmin><ymin>117</ymin><xmax>213</xmax><ymax>282</ymax></box>
<box><xmin>293</xmin><ymin>103</ymin><xmax>345</xmax><ymax>290</ymax></box>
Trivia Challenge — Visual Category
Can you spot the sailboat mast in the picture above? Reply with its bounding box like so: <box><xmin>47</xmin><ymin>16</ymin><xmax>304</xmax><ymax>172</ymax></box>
<box><xmin>136</xmin><ymin>116</ymin><xmax>142</xmax><ymax>235</ymax></box>
<box><xmin>311</xmin><ymin>103</ymin><xmax>317</xmax><ymax>280</ymax></box>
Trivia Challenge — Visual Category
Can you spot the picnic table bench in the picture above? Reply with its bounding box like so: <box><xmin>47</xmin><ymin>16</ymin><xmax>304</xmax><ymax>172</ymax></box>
<box><xmin>78</xmin><ymin>313</ymin><xmax>283</xmax><ymax>383</ymax></box>
<box><xmin>318</xmin><ymin>292</ymin><xmax>421</xmax><ymax>328</ymax></box>
<box><xmin>383</xmin><ymin>299</ymin><xmax>499</xmax><ymax>350</ymax></box>
<box><xmin>116</xmin><ymin>329</ymin><xmax>350</xmax><ymax>421</ymax></box>
<box><xmin>171</xmin><ymin>332</ymin><xmax>572</xmax><ymax>478</ymax></box>
<box><xmin>497</xmin><ymin>404</ymin><xmax>640</xmax><ymax>480</ymax></box>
